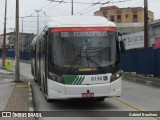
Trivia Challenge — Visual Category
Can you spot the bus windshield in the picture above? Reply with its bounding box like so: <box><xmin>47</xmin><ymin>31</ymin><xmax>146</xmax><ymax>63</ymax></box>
<box><xmin>48</xmin><ymin>27</ymin><xmax>119</xmax><ymax>72</ymax></box>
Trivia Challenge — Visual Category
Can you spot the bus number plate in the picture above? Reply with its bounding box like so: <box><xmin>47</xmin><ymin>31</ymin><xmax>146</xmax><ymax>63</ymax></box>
<box><xmin>82</xmin><ymin>93</ymin><xmax>94</xmax><ymax>98</ymax></box>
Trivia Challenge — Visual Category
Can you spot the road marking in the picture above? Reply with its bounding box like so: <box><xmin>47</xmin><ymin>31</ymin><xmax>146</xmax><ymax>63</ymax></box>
<box><xmin>112</xmin><ymin>97</ymin><xmax>160</xmax><ymax>120</ymax></box>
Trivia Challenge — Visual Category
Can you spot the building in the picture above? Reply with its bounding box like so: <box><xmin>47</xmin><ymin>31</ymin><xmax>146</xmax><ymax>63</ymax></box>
<box><xmin>94</xmin><ymin>6</ymin><xmax>154</xmax><ymax>34</ymax></box>
<box><xmin>149</xmin><ymin>19</ymin><xmax>160</xmax><ymax>48</ymax></box>
<box><xmin>94</xmin><ymin>6</ymin><xmax>154</xmax><ymax>23</ymax></box>
<box><xmin>0</xmin><ymin>32</ymin><xmax>35</xmax><ymax>51</ymax></box>
<box><xmin>119</xmin><ymin>19</ymin><xmax>160</xmax><ymax>50</ymax></box>
<box><xmin>121</xmin><ymin>31</ymin><xmax>144</xmax><ymax>50</ymax></box>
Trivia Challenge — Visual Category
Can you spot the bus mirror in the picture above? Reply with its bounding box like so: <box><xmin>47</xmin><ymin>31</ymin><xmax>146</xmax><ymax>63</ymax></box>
<box><xmin>45</xmin><ymin>31</ymin><xmax>48</xmax><ymax>39</ymax></box>
<box><xmin>120</xmin><ymin>41</ymin><xmax>125</xmax><ymax>54</ymax></box>
<box><xmin>118</xmin><ymin>32</ymin><xmax>122</xmax><ymax>37</ymax></box>
<box><xmin>45</xmin><ymin>31</ymin><xmax>48</xmax><ymax>36</ymax></box>
<box><xmin>118</xmin><ymin>32</ymin><xmax>122</xmax><ymax>40</ymax></box>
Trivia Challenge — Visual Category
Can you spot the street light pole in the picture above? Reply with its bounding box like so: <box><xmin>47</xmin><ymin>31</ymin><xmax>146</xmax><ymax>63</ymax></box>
<box><xmin>144</xmin><ymin>0</ymin><xmax>149</xmax><ymax>48</ymax></box>
<box><xmin>15</xmin><ymin>0</ymin><xmax>20</xmax><ymax>82</ymax></box>
<box><xmin>71</xmin><ymin>0</ymin><xmax>73</xmax><ymax>15</ymax></box>
<box><xmin>35</xmin><ymin>10</ymin><xmax>41</xmax><ymax>34</ymax></box>
<box><xmin>2</xmin><ymin>0</ymin><xmax>7</xmax><ymax>69</ymax></box>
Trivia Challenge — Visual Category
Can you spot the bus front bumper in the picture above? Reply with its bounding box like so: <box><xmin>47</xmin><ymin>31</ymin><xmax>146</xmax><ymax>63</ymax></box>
<box><xmin>47</xmin><ymin>78</ymin><xmax>121</xmax><ymax>100</ymax></box>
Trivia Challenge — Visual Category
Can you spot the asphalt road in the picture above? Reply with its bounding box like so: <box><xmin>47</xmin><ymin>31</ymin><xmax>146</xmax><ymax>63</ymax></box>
<box><xmin>20</xmin><ymin>62</ymin><xmax>160</xmax><ymax>120</ymax></box>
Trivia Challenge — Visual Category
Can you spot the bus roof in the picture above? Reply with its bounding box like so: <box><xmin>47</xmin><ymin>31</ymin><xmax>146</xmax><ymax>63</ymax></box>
<box><xmin>47</xmin><ymin>16</ymin><xmax>116</xmax><ymax>28</ymax></box>
<box><xmin>31</xmin><ymin>16</ymin><xmax>116</xmax><ymax>45</ymax></box>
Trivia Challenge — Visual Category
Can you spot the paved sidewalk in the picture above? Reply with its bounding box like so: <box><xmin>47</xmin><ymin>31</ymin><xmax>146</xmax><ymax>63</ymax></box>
<box><xmin>0</xmin><ymin>68</ymin><xmax>33</xmax><ymax>120</ymax></box>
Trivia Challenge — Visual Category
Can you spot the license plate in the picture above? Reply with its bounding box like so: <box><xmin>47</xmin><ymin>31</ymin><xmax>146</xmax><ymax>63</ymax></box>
<box><xmin>82</xmin><ymin>93</ymin><xmax>94</xmax><ymax>98</ymax></box>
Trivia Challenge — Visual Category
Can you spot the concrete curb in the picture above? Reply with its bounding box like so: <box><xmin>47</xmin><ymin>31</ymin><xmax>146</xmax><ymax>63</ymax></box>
<box><xmin>0</xmin><ymin>71</ymin><xmax>14</xmax><ymax>75</ymax></box>
<box><xmin>28</xmin><ymin>82</ymin><xmax>35</xmax><ymax>120</ymax></box>
<box><xmin>123</xmin><ymin>73</ymin><xmax>160</xmax><ymax>88</ymax></box>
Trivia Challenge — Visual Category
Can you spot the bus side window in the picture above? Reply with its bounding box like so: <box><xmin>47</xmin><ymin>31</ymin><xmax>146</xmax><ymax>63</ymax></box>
<box><xmin>48</xmin><ymin>43</ymin><xmax>55</xmax><ymax>66</ymax></box>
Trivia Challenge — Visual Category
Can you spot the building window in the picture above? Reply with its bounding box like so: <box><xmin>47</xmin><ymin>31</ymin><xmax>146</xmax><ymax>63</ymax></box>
<box><xmin>125</xmin><ymin>14</ymin><xmax>128</xmax><ymax>18</ymax></box>
<box><xmin>110</xmin><ymin>15</ymin><xmax>114</xmax><ymax>22</ymax></box>
<box><xmin>133</xmin><ymin>14</ymin><xmax>137</xmax><ymax>18</ymax></box>
<box><xmin>133</xmin><ymin>14</ymin><xmax>138</xmax><ymax>22</ymax></box>
<box><xmin>117</xmin><ymin>15</ymin><xmax>121</xmax><ymax>19</ymax></box>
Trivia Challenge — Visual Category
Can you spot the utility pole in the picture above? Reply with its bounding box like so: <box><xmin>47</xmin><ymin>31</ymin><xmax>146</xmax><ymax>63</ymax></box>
<box><xmin>15</xmin><ymin>0</ymin><xmax>20</xmax><ymax>82</ymax></box>
<box><xmin>20</xmin><ymin>17</ymin><xmax>25</xmax><ymax>52</ymax></box>
<box><xmin>35</xmin><ymin>10</ymin><xmax>41</xmax><ymax>34</ymax></box>
<box><xmin>2</xmin><ymin>0</ymin><xmax>7</xmax><ymax>69</ymax></box>
<box><xmin>144</xmin><ymin>0</ymin><xmax>149</xmax><ymax>48</ymax></box>
<box><xmin>71</xmin><ymin>0</ymin><xmax>73</xmax><ymax>15</ymax></box>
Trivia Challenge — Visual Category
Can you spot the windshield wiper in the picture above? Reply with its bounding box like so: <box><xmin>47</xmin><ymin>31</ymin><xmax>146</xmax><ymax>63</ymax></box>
<box><xmin>85</xmin><ymin>47</ymin><xmax>111</xmax><ymax>72</ymax></box>
<box><xmin>67</xmin><ymin>53</ymin><xmax>81</xmax><ymax>72</ymax></box>
<box><xmin>86</xmin><ymin>56</ymin><xmax>106</xmax><ymax>72</ymax></box>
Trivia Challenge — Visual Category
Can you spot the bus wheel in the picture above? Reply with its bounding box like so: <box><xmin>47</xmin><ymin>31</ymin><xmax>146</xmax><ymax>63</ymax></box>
<box><xmin>45</xmin><ymin>95</ymin><xmax>54</xmax><ymax>103</ymax></box>
<box><xmin>95</xmin><ymin>97</ymin><xmax>105</xmax><ymax>102</ymax></box>
<box><xmin>46</xmin><ymin>98</ymin><xmax>58</xmax><ymax>103</ymax></box>
<box><xmin>45</xmin><ymin>97</ymin><xmax>51</xmax><ymax>102</ymax></box>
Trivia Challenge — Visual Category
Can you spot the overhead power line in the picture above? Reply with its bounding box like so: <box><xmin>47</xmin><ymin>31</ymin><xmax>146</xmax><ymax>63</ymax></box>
<box><xmin>40</xmin><ymin>2</ymin><xmax>62</xmax><ymax>14</ymax></box>
<box><xmin>79</xmin><ymin>0</ymin><xmax>128</xmax><ymax>15</ymax></box>
<box><xmin>74</xmin><ymin>0</ymin><xmax>105</xmax><ymax>15</ymax></box>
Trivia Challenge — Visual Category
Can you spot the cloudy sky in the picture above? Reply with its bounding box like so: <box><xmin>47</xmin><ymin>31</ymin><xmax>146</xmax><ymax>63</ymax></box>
<box><xmin>0</xmin><ymin>0</ymin><xmax>159</xmax><ymax>34</ymax></box>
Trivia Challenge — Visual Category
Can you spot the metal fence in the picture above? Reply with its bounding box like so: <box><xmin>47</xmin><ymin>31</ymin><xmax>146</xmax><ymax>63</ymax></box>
<box><xmin>0</xmin><ymin>50</ymin><xmax>30</xmax><ymax>61</ymax></box>
<box><xmin>121</xmin><ymin>47</ymin><xmax>160</xmax><ymax>77</ymax></box>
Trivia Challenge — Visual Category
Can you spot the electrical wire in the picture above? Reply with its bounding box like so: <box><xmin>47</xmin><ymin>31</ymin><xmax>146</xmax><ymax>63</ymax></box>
<box><xmin>79</xmin><ymin>0</ymin><xmax>129</xmax><ymax>15</ymax></box>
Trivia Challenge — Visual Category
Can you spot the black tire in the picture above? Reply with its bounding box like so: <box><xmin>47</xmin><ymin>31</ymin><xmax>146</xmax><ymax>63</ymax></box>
<box><xmin>95</xmin><ymin>97</ymin><xmax>105</xmax><ymax>101</ymax></box>
<box><xmin>45</xmin><ymin>95</ymin><xmax>57</xmax><ymax>103</ymax></box>
<box><xmin>45</xmin><ymin>96</ymin><xmax>52</xmax><ymax>102</ymax></box>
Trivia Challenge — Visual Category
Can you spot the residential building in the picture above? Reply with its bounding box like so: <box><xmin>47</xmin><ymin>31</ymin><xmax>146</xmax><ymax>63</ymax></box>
<box><xmin>94</xmin><ymin>6</ymin><xmax>154</xmax><ymax>23</ymax></box>
<box><xmin>94</xmin><ymin>6</ymin><xmax>154</xmax><ymax>34</ymax></box>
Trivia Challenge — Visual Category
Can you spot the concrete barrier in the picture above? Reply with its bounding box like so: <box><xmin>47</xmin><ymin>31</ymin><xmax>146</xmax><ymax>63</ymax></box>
<box><xmin>123</xmin><ymin>73</ymin><xmax>160</xmax><ymax>88</ymax></box>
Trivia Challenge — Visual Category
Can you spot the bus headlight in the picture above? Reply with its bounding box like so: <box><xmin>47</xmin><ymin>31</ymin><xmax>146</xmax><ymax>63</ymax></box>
<box><xmin>110</xmin><ymin>71</ymin><xmax>123</xmax><ymax>82</ymax></box>
<box><xmin>49</xmin><ymin>72</ymin><xmax>64</xmax><ymax>84</ymax></box>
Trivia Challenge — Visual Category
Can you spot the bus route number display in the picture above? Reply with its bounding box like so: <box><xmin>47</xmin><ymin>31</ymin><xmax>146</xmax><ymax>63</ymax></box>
<box><xmin>61</xmin><ymin>31</ymin><xmax>108</xmax><ymax>38</ymax></box>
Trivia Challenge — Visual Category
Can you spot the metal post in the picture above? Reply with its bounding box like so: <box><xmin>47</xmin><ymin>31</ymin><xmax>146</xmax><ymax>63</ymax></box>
<box><xmin>15</xmin><ymin>0</ymin><xmax>20</xmax><ymax>82</ymax></box>
<box><xmin>35</xmin><ymin>10</ymin><xmax>41</xmax><ymax>34</ymax></box>
<box><xmin>2</xmin><ymin>0</ymin><xmax>7</xmax><ymax>69</ymax></box>
<box><xmin>71</xmin><ymin>0</ymin><xmax>73</xmax><ymax>15</ymax></box>
<box><xmin>144</xmin><ymin>0</ymin><xmax>149</xmax><ymax>48</ymax></box>
<box><xmin>20</xmin><ymin>17</ymin><xmax>25</xmax><ymax>52</ymax></box>
<box><xmin>21</xmin><ymin>17</ymin><xmax>24</xmax><ymax>33</ymax></box>
<box><xmin>22</xmin><ymin>17</ymin><xmax>23</xmax><ymax>51</ymax></box>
